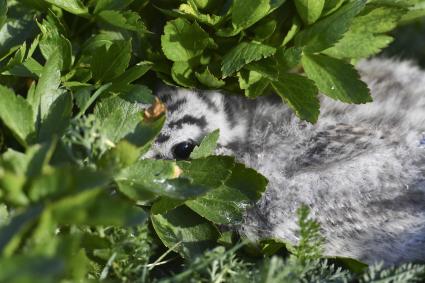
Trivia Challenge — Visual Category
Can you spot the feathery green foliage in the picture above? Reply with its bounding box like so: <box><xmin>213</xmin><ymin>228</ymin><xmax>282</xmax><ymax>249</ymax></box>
<box><xmin>1</xmin><ymin>0</ymin><xmax>425</xmax><ymax>282</ymax></box>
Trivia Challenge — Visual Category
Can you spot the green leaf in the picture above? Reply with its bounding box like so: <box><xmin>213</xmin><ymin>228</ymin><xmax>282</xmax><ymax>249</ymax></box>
<box><xmin>295</xmin><ymin>0</ymin><xmax>366</xmax><ymax>52</ymax></box>
<box><xmin>323</xmin><ymin>33</ymin><xmax>393</xmax><ymax>59</ymax></box>
<box><xmin>302</xmin><ymin>53</ymin><xmax>371</xmax><ymax>104</ymax></box>
<box><xmin>93</xmin><ymin>88</ymin><xmax>153</xmax><ymax>144</ymax></box>
<box><xmin>32</xmin><ymin>51</ymin><xmax>62</xmax><ymax>128</ymax></box>
<box><xmin>275</xmin><ymin>47</ymin><xmax>302</xmax><ymax>71</ymax></box>
<box><xmin>190</xmin><ymin>129</ymin><xmax>220</xmax><ymax>159</ymax></box>
<box><xmin>323</xmin><ymin>5</ymin><xmax>405</xmax><ymax>59</ymax></box>
<box><xmin>38</xmin><ymin>17</ymin><xmax>73</xmax><ymax>71</ymax></box>
<box><xmin>151</xmin><ymin>205</ymin><xmax>220</xmax><ymax>258</ymax></box>
<box><xmin>185</xmin><ymin>185</ymin><xmax>248</xmax><ymax>224</ymax></box>
<box><xmin>179</xmin><ymin>2</ymin><xmax>223</xmax><ymax>26</ymax></box>
<box><xmin>221</xmin><ymin>42</ymin><xmax>276</xmax><ymax>78</ymax></box>
<box><xmin>0</xmin><ymin>85</ymin><xmax>35</xmax><ymax>147</ymax></box>
<box><xmin>0</xmin><ymin>10</ymin><xmax>38</xmax><ymax>64</ymax></box>
<box><xmin>116</xmin><ymin>160</ymin><xmax>211</xmax><ymax>201</ymax></box>
<box><xmin>171</xmin><ymin>61</ymin><xmax>197</xmax><ymax>88</ymax></box>
<box><xmin>178</xmin><ymin>156</ymin><xmax>235</xmax><ymax>188</ymax></box>
<box><xmin>294</xmin><ymin>0</ymin><xmax>325</xmax><ymax>25</ymax></box>
<box><xmin>0</xmin><ymin>0</ymin><xmax>7</xmax><ymax>30</ymax></box>
<box><xmin>271</xmin><ymin>74</ymin><xmax>319</xmax><ymax>123</ymax></box>
<box><xmin>49</xmin><ymin>188</ymin><xmax>147</xmax><ymax>226</ymax></box>
<box><xmin>111</xmin><ymin>61</ymin><xmax>153</xmax><ymax>87</ymax></box>
<box><xmin>232</xmin><ymin>0</ymin><xmax>269</xmax><ymax>29</ymax></box>
<box><xmin>195</xmin><ymin>68</ymin><xmax>226</xmax><ymax>88</ymax></box>
<box><xmin>97</xmin><ymin>10</ymin><xmax>148</xmax><ymax>34</ymax></box>
<box><xmin>186</xmin><ymin>160</ymin><xmax>268</xmax><ymax>224</ymax></box>
<box><xmin>38</xmin><ymin>91</ymin><xmax>72</xmax><ymax>142</ymax></box>
<box><xmin>161</xmin><ymin>18</ymin><xmax>211</xmax><ymax>62</ymax></box>
<box><xmin>44</xmin><ymin>0</ymin><xmax>88</xmax><ymax>15</ymax></box>
<box><xmin>94</xmin><ymin>0</ymin><xmax>134</xmax><ymax>14</ymax></box>
<box><xmin>0</xmin><ymin>255</ymin><xmax>64</xmax><ymax>282</ymax></box>
<box><xmin>225</xmin><ymin>162</ymin><xmax>268</xmax><ymax>201</ymax></box>
<box><xmin>91</xmin><ymin>40</ymin><xmax>132</xmax><ymax>83</ymax></box>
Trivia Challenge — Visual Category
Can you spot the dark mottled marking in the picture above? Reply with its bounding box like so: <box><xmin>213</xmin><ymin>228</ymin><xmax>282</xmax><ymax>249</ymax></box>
<box><xmin>198</xmin><ymin>92</ymin><xmax>219</xmax><ymax>112</ymax></box>
<box><xmin>169</xmin><ymin>115</ymin><xmax>207</xmax><ymax>129</ymax></box>
<box><xmin>158</xmin><ymin>93</ymin><xmax>171</xmax><ymax>103</ymax></box>
<box><xmin>156</xmin><ymin>133</ymin><xmax>170</xmax><ymax>143</ymax></box>
<box><xmin>167</xmin><ymin>98</ymin><xmax>187</xmax><ymax>112</ymax></box>
<box><xmin>224</xmin><ymin>96</ymin><xmax>243</xmax><ymax>128</ymax></box>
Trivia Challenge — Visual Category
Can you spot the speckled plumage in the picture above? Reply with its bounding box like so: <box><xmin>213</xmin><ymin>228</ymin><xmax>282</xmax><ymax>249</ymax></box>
<box><xmin>146</xmin><ymin>58</ymin><xmax>425</xmax><ymax>265</ymax></box>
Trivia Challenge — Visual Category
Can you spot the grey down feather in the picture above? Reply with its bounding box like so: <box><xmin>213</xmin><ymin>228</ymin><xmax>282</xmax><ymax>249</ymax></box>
<box><xmin>145</xmin><ymin>58</ymin><xmax>425</xmax><ymax>265</ymax></box>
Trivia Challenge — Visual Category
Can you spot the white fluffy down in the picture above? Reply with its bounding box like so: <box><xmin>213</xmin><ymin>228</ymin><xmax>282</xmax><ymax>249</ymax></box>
<box><xmin>151</xmin><ymin>58</ymin><xmax>425</xmax><ymax>265</ymax></box>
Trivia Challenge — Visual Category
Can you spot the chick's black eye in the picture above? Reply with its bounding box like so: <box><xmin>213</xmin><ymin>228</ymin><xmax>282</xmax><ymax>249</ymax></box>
<box><xmin>172</xmin><ymin>141</ymin><xmax>196</xmax><ymax>160</ymax></box>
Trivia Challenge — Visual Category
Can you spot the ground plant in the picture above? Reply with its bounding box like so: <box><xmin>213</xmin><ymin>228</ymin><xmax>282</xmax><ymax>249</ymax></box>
<box><xmin>1</xmin><ymin>0</ymin><xmax>425</xmax><ymax>282</ymax></box>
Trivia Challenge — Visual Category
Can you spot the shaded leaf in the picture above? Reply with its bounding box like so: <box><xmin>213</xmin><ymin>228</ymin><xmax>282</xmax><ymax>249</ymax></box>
<box><xmin>222</xmin><ymin>42</ymin><xmax>276</xmax><ymax>78</ymax></box>
<box><xmin>190</xmin><ymin>129</ymin><xmax>220</xmax><ymax>159</ymax></box>
<box><xmin>161</xmin><ymin>18</ymin><xmax>211</xmax><ymax>62</ymax></box>
<box><xmin>302</xmin><ymin>53</ymin><xmax>371</xmax><ymax>103</ymax></box>
<box><xmin>151</xmin><ymin>205</ymin><xmax>220</xmax><ymax>258</ymax></box>
<box><xmin>295</xmin><ymin>0</ymin><xmax>366</xmax><ymax>52</ymax></box>
<box><xmin>0</xmin><ymin>85</ymin><xmax>35</xmax><ymax>146</ymax></box>
<box><xmin>271</xmin><ymin>74</ymin><xmax>319</xmax><ymax>123</ymax></box>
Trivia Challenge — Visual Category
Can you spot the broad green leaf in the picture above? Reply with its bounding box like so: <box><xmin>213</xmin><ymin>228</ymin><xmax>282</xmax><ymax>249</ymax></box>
<box><xmin>322</xmin><ymin>0</ymin><xmax>345</xmax><ymax>17</ymax></box>
<box><xmin>302</xmin><ymin>54</ymin><xmax>371</xmax><ymax>103</ymax></box>
<box><xmin>271</xmin><ymin>74</ymin><xmax>319</xmax><ymax>123</ymax></box>
<box><xmin>179</xmin><ymin>2</ymin><xmax>223</xmax><ymax>26</ymax></box>
<box><xmin>38</xmin><ymin>91</ymin><xmax>72</xmax><ymax>142</ymax></box>
<box><xmin>294</xmin><ymin>0</ymin><xmax>325</xmax><ymax>25</ymax></box>
<box><xmin>186</xmin><ymin>160</ymin><xmax>268</xmax><ymax>224</ymax></box>
<box><xmin>0</xmin><ymin>205</ymin><xmax>43</xmax><ymax>254</ymax></box>
<box><xmin>0</xmin><ymin>9</ymin><xmax>38</xmax><ymax>60</ymax></box>
<box><xmin>93</xmin><ymin>87</ymin><xmax>154</xmax><ymax>144</ymax></box>
<box><xmin>161</xmin><ymin>18</ymin><xmax>211</xmax><ymax>62</ymax></box>
<box><xmin>221</xmin><ymin>42</ymin><xmax>276</xmax><ymax>78</ymax></box>
<box><xmin>151</xmin><ymin>197</ymin><xmax>185</xmax><ymax>215</ymax></box>
<box><xmin>190</xmin><ymin>129</ymin><xmax>220</xmax><ymax>159</ymax></box>
<box><xmin>232</xmin><ymin>0</ymin><xmax>286</xmax><ymax>29</ymax></box>
<box><xmin>27</xmin><ymin>167</ymin><xmax>110</xmax><ymax>203</ymax></box>
<box><xmin>178</xmin><ymin>156</ymin><xmax>235</xmax><ymax>188</ymax></box>
<box><xmin>323</xmin><ymin>5</ymin><xmax>405</xmax><ymax>59</ymax></box>
<box><xmin>0</xmin><ymin>256</ymin><xmax>64</xmax><ymax>282</ymax></box>
<box><xmin>232</xmin><ymin>0</ymin><xmax>269</xmax><ymax>29</ymax></box>
<box><xmin>186</xmin><ymin>185</ymin><xmax>248</xmax><ymax>224</ymax></box>
<box><xmin>195</xmin><ymin>68</ymin><xmax>225</xmax><ymax>88</ymax></box>
<box><xmin>0</xmin><ymin>0</ymin><xmax>7</xmax><ymax>31</ymax></box>
<box><xmin>116</xmin><ymin>159</ymin><xmax>211</xmax><ymax>200</ymax></box>
<box><xmin>97</xmin><ymin>10</ymin><xmax>148</xmax><ymax>34</ymax></box>
<box><xmin>225</xmin><ymin>162</ymin><xmax>268</xmax><ymax>201</ymax></box>
<box><xmin>91</xmin><ymin>40</ymin><xmax>132</xmax><ymax>83</ymax></box>
<box><xmin>323</xmin><ymin>33</ymin><xmax>393</xmax><ymax>59</ymax></box>
<box><xmin>151</xmin><ymin>205</ymin><xmax>220</xmax><ymax>258</ymax></box>
<box><xmin>245</xmin><ymin>59</ymin><xmax>279</xmax><ymax>81</ymax></box>
<box><xmin>282</xmin><ymin>16</ymin><xmax>302</xmax><ymax>46</ymax></box>
<box><xmin>44</xmin><ymin>0</ymin><xmax>88</xmax><ymax>15</ymax></box>
<box><xmin>275</xmin><ymin>47</ymin><xmax>302</xmax><ymax>71</ymax></box>
<box><xmin>171</xmin><ymin>61</ymin><xmax>197</xmax><ymax>88</ymax></box>
<box><xmin>253</xmin><ymin>18</ymin><xmax>277</xmax><ymax>41</ymax></box>
<box><xmin>244</xmin><ymin>79</ymin><xmax>269</xmax><ymax>99</ymax></box>
<box><xmin>295</xmin><ymin>0</ymin><xmax>366</xmax><ymax>52</ymax></box>
<box><xmin>111</xmin><ymin>61</ymin><xmax>153</xmax><ymax>87</ymax></box>
<box><xmin>0</xmin><ymin>85</ymin><xmax>34</xmax><ymax>146</ymax></box>
<box><xmin>238</xmin><ymin>69</ymin><xmax>264</xmax><ymax>90</ymax></box>
<box><xmin>38</xmin><ymin>17</ymin><xmax>72</xmax><ymax>71</ymax></box>
<box><xmin>49</xmin><ymin>188</ymin><xmax>147</xmax><ymax>226</ymax></box>
<box><xmin>94</xmin><ymin>0</ymin><xmax>134</xmax><ymax>13</ymax></box>
<box><xmin>32</xmin><ymin>51</ymin><xmax>62</xmax><ymax>127</ymax></box>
